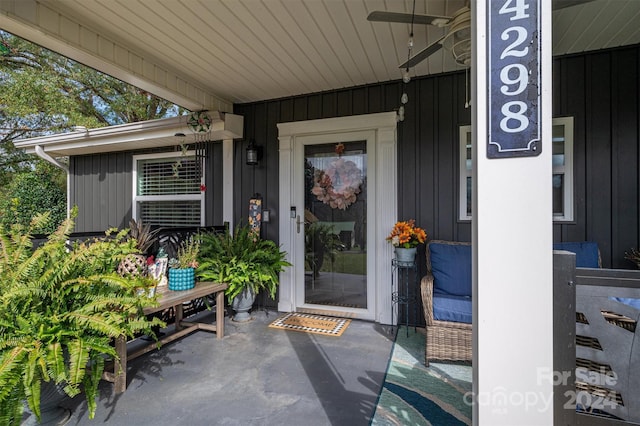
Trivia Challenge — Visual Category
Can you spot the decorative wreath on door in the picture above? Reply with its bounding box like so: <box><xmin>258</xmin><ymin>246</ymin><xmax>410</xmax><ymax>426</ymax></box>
<box><xmin>311</xmin><ymin>158</ymin><xmax>363</xmax><ymax>210</ymax></box>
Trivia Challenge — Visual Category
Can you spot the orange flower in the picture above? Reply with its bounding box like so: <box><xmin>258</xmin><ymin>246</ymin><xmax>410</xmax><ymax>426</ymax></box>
<box><xmin>386</xmin><ymin>219</ymin><xmax>427</xmax><ymax>248</ymax></box>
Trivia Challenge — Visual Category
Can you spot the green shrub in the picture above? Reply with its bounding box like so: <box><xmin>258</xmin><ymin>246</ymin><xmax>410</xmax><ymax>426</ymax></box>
<box><xmin>0</xmin><ymin>209</ymin><xmax>163</xmax><ymax>423</ymax></box>
<box><xmin>0</xmin><ymin>166</ymin><xmax>66</xmax><ymax>233</ymax></box>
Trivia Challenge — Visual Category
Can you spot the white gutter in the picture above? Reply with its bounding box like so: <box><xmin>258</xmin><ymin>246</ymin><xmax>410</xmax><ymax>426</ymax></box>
<box><xmin>35</xmin><ymin>145</ymin><xmax>71</xmax><ymax>218</ymax></box>
<box><xmin>35</xmin><ymin>145</ymin><xmax>69</xmax><ymax>172</ymax></box>
<box><xmin>15</xmin><ymin>113</ymin><xmax>244</xmax><ymax>157</ymax></box>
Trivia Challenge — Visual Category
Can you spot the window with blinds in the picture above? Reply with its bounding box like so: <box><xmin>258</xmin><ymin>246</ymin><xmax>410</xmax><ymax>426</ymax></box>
<box><xmin>133</xmin><ymin>152</ymin><xmax>204</xmax><ymax>227</ymax></box>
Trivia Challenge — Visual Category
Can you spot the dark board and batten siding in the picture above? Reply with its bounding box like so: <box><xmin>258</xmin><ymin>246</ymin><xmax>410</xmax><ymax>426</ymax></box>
<box><xmin>553</xmin><ymin>45</ymin><xmax>640</xmax><ymax>268</ymax></box>
<box><xmin>234</xmin><ymin>73</ymin><xmax>472</xmax><ymax>248</ymax></box>
<box><xmin>236</xmin><ymin>45</ymin><xmax>640</xmax><ymax>270</ymax></box>
<box><xmin>70</xmin><ymin>152</ymin><xmax>132</xmax><ymax>232</ymax></box>
<box><xmin>70</xmin><ymin>44</ymin><xmax>640</xmax><ymax>271</ymax></box>
<box><xmin>70</xmin><ymin>144</ymin><xmax>224</xmax><ymax>233</ymax></box>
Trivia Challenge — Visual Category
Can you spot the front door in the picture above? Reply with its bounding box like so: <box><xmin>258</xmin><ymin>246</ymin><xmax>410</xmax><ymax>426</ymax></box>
<box><xmin>303</xmin><ymin>141</ymin><xmax>367</xmax><ymax>311</ymax></box>
<box><xmin>277</xmin><ymin>112</ymin><xmax>398</xmax><ymax>323</ymax></box>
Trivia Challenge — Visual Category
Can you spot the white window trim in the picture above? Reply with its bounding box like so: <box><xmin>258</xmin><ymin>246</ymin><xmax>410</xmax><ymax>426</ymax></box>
<box><xmin>459</xmin><ymin>125</ymin><xmax>472</xmax><ymax>221</ymax></box>
<box><xmin>459</xmin><ymin>117</ymin><xmax>574</xmax><ymax>222</ymax></box>
<box><xmin>277</xmin><ymin>111</ymin><xmax>397</xmax><ymax>323</ymax></box>
<box><xmin>552</xmin><ymin>116</ymin><xmax>574</xmax><ymax>222</ymax></box>
<box><xmin>132</xmin><ymin>151</ymin><xmax>205</xmax><ymax>226</ymax></box>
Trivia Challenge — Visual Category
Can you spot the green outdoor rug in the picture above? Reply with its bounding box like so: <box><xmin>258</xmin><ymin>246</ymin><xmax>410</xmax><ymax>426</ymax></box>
<box><xmin>371</xmin><ymin>327</ymin><xmax>472</xmax><ymax>425</ymax></box>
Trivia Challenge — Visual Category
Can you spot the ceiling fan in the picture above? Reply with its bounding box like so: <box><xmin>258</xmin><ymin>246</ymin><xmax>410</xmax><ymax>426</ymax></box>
<box><xmin>367</xmin><ymin>0</ymin><xmax>596</xmax><ymax>69</ymax></box>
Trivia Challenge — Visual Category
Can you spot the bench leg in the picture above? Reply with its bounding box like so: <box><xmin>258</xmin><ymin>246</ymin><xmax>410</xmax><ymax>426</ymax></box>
<box><xmin>114</xmin><ymin>335</ymin><xmax>127</xmax><ymax>394</ymax></box>
<box><xmin>216</xmin><ymin>290</ymin><xmax>224</xmax><ymax>338</ymax></box>
<box><xmin>175</xmin><ymin>303</ymin><xmax>184</xmax><ymax>331</ymax></box>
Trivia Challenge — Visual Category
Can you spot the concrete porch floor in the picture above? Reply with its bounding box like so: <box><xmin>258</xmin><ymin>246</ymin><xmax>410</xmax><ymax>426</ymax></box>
<box><xmin>47</xmin><ymin>308</ymin><xmax>397</xmax><ymax>426</ymax></box>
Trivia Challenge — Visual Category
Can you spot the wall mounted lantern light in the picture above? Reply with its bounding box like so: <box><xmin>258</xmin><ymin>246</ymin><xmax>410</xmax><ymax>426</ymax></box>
<box><xmin>246</xmin><ymin>140</ymin><xmax>260</xmax><ymax>166</ymax></box>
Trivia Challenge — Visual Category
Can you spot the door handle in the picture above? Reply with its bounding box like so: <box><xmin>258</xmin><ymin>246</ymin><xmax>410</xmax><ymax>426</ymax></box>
<box><xmin>296</xmin><ymin>215</ymin><xmax>303</xmax><ymax>233</ymax></box>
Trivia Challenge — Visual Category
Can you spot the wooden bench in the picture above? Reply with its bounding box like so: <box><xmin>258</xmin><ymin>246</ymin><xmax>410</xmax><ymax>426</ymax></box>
<box><xmin>103</xmin><ymin>281</ymin><xmax>228</xmax><ymax>393</ymax></box>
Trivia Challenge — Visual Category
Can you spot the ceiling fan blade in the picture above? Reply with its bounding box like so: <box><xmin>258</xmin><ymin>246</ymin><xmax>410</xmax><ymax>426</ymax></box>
<box><xmin>399</xmin><ymin>36</ymin><xmax>446</xmax><ymax>68</ymax></box>
<box><xmin>552</xmin><ymin>0</ymin><xmax>597</xmax><ymax>10</ymax></box>
<box><xmin>367</xmin><ymin>11</ymin><xmax>451</xmax><ymax>27</ymax></box>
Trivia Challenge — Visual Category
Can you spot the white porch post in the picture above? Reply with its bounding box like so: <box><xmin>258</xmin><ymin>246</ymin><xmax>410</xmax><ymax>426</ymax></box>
<box><xmin>473</xmin><ymin>1</ymin><xmax>554</xmax><ymax>425</ymax></box>
<box><xmin>222</xmin><ymin>139</ymin><xmax>234</xmax><ymax>230</ymax></box>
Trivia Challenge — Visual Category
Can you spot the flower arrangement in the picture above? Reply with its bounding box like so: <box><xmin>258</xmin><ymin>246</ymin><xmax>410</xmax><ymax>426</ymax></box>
<box><xmin>386</xmin><ymin>219</ymin><xmax>427</xmax><ymax>248</ymax></box>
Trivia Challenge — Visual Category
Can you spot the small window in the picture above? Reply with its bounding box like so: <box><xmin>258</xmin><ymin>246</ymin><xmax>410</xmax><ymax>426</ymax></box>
<box><xmin>132</xmin><ymin>152</ymin><xmax>204</xmax><ymax>227</ymax></box>
<box><xmin>459</xmin><ymin>125</ymin><xmax>473</xmax><ymax>221</ymax></box>
<box><xmin>552</xmin><ymin>117</ymin><xmax>574</xmax><ymax>221</ymax></box>
<box><xmin>459</xmin><ymin>117</ymin><xmax>574</xmax><ymax>221</ymax></box>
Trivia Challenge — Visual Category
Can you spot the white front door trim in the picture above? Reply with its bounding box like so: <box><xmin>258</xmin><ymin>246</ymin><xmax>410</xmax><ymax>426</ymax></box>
<box><xmin>277</xmin><ymin>112</ymin><xmax>397</xmax><ymax>323</ymax></box>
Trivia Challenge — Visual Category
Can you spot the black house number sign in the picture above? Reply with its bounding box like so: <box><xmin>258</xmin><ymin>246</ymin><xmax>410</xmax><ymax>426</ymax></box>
<box><xmin>488</xmin><ymin>0</ymin><xmax>541</xmax><ymax>158</ymax></box>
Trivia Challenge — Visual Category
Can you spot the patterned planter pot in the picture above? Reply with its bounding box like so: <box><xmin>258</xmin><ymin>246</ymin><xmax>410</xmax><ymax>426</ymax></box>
<box><xmin>168</xmin><ymin>267</ymin><xmax>195</xmax><ymax>291</ymax></box>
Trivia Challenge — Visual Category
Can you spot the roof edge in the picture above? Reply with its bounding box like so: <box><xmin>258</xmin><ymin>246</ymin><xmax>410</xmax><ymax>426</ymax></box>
<box><xmin>15</xmin><ymin>113</ymin><xmax>244</xmax><ymax>157</ymax></box>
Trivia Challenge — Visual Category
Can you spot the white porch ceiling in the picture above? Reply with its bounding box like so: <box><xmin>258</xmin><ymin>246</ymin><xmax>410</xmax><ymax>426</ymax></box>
<box><xmin>2</xmin><ymin>0</ymin><xmax>640</xmax><ymax>110</ymax></box>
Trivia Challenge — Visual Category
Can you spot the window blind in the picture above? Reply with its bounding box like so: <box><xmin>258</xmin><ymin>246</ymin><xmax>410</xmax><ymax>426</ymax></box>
<box><xmin>139</xmin><ymin>200</ymin><xmax>201</xmax><ymax>227</ymax></box>
<box><xmin>138</xmin><ymin>157</ymin><xmax>200</xmax><ymax>196</ymax></box>
<box><xmin>134</xmin><ymin>154</ymin><xmax>204</xmax><ymax>227</ymax></box>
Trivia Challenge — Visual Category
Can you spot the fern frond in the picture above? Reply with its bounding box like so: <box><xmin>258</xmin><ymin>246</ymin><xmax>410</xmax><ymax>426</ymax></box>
<box><xmin>0</xmin><ymin>282</ymin><xmax>48</xmax><ymax>306</ymax></box>
<box><xmin>22</xmin><ymin>348</ymin><xmax>36</xmax><ymax>387</ymax></box>
<box><xmin>46</xmin><ymin>208</ymin><xmax>76</xmax><ymax>245</ymax></box>
<box><xmin>46</xmin><ymin>342</ymin><xmax>66</xmax><ymax>383</ymax></box>
<box><xmin>24</xmin><ymin>372</ymin><xmax>42</xmax><ymax>422</ymax></box>
<box><xmin>81</xmin><ymin>338</ymin><xmax>117</xmax><ymax>360</ymax></box>
<box><xmin>0</xmin><ymin>346</ymin><xmax>28</xmax><ymax>402</ymax></box>
<box><xmin>0</xmin><ymin>335</ymin><xmax>28</xmax><ymax>352</ymax></box>
<box><xmin>64</xmin><ymin>339</ymin><xmax>90</xmax><ymax>396</ymax></box>
<box><xmin>0</xmin><ymin>386</ymin><xmax>24</xmax><ymax>426</ymax></box>
<box><xmin>65</xmin><ymin>311</ymin><xmax>124</xmax><ymax>338</ymax></box>
<box><xmin>126</xmin><ymin>317</ymin><xmax>166</xmax><ymax>336</ymax></box>
<box><xmin>83</xmin><ymin>354</ymin><xmax>105</xmax><ymax>419</ymax></box>
<box><xmin>23</xmin><ymin>343</ymin><xmax>46</xmax><ymax>420</ymax></box>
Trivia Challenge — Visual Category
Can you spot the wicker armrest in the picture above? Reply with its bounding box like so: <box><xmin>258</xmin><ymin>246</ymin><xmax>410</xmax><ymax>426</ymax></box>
<box><xmin>420</xmin><ymin>273</ymin><xmax>435</xmax><ymax>326</ymax></box>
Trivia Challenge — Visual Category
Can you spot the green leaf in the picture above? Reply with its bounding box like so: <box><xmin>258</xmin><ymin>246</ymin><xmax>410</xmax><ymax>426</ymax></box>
<box><xmin>65</xmin><ymin>339</ymin><xmax>89</xmax><ymax>396</ymax></box>
<box><xmin>46</xmin><ymin>342</ymin><xmax>66</xmax><ymax>382</ymax></box>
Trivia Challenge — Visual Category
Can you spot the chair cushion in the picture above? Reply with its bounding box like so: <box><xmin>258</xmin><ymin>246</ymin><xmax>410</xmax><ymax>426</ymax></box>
<box><xmin>430</xmin><ymin>242</ymin><xmax>472</xmax><ymax>297</ymax></box>
<box><xmin>553</xmin><ymin>241</ymin><xmax>600</xmax><ymax>268</ymax></box>
<box><xmin>609</xmin><ymin>297</ymin><xmax>640</xmax><ymax>310</ymax></box>
<box><xmin>433</xmin><ymin>294</ymin><xmax>472</xmax><ymax>324</ymax></box>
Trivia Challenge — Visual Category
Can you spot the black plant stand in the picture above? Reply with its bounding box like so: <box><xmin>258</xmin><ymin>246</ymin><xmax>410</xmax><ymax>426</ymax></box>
<box><xmin>391</xmin><ymin>258</ymin><xmax>418</xmax><ymax>337</ymax></box>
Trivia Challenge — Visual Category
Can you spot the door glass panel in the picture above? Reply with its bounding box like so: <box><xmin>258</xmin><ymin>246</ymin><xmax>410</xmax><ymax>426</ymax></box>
<box><xmin>304</xmin><ymin>142</ymin><xmax>367</xmax><ymax>309</ymax></box>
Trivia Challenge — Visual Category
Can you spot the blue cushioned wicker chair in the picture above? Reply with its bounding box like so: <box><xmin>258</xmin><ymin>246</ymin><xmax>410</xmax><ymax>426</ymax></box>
<box><xmin>420</xmin><ymin>240</ymin><xmax>472</xmax><ymax>366</ymax></box>
<box><xmin>421</xmin><ymin>240</ymin><xmax>601</xmax><ymax>367</ymax></box>
<box><xmin>553</xmin><ymin>241</ymin><xmax>601</xmax><ymax>268</ymax></box>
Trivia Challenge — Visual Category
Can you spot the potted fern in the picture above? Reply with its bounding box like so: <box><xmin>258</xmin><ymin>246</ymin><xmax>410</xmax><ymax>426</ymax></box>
<box><xmin>0</xmin><ymin>210</ymin><xmax>163</xmax><ymax>424</ymax></box>
<box><xmin>197</xmin><ymin>225</ymin><xmax>291</xmax><ymax>322</ymax></box>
